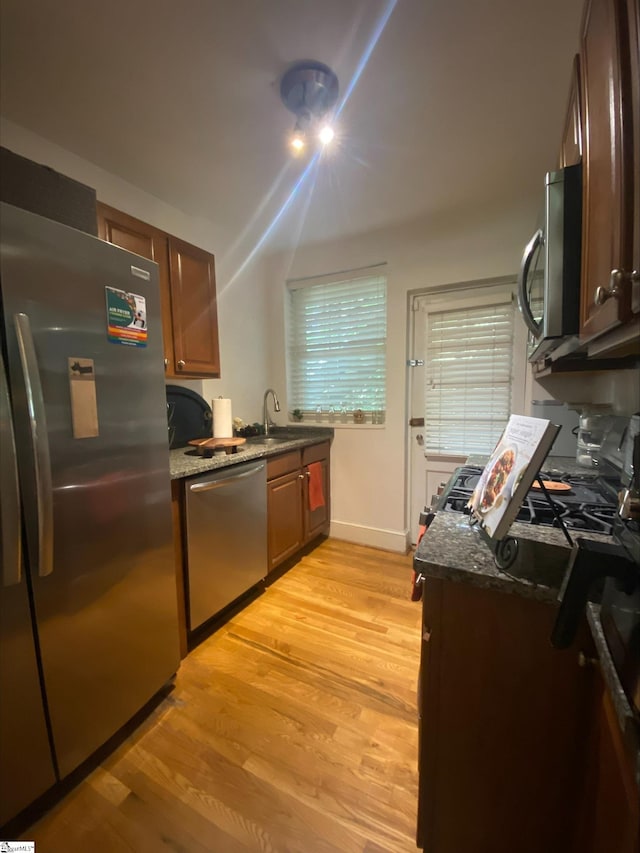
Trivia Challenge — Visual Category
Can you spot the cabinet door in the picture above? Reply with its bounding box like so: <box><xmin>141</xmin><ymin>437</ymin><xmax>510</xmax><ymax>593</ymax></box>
<box><xmin>417</xmin><ymin>578</ymin><xmax>593</xmax><ymax>853</ymax></box>
<box><xmin>573</xmin><ymin>670</ymin><xmax>640</xmax><ymax>853</ymax></box>
<box><xmin>580</xmin><ymin>0</ymin><xmax>635</xmax><ymax>340</ymax></box>
<box><xmin>303</xmin><ymin>457</ymin><xmax>330</xmax><ymax>542</ymax></box>
<box><xmin>627</xmin><ymin>0</ymin><xmax>640</xmax><ymax>315</ymax></box>
<box><xmin>560</xmin><ymin>55</ymin><xmax>583</xmax><ymax>168</ymax></box>
<box><xmin>97</xmin><ymin>203</ymin><xmax>174</xmax><ymax>373</ymax></box>
<box><xmin>267</xmin><ymin>469</ymin><xmax>303</xmax><ymax>571</ymax></box>
<box><xmin>302</xmin><ymin>442</ymin><xmax>330</xmax><ymax>543</ymax></box>
<box><xmin>168</xmin><ymin>237</ymin><xmax>220</xmax><ymax>376</ymax></box>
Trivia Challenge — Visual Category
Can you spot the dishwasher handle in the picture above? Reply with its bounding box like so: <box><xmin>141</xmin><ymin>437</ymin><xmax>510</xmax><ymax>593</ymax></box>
<box><xmin>189</xmin><ymin>462</ymin><xmax>266</xmax><ymax>493</ymax></box>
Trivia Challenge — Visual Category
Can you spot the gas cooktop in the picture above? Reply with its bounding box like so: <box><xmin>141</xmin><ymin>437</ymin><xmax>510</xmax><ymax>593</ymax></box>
<box><xmin>442</xmin><ymin>465</ymin><xmax>618</xmax><ymax>535</ymax></box>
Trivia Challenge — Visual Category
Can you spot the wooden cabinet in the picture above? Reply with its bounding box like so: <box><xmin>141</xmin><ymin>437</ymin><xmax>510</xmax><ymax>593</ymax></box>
<box><xmin>266</xmin><ymin>442</ymin><xmax>331</xmax><ymax>572</ymax></box>
<box><xmin>168</xmin><ymin>237</ymin><xmax>220</xmax><ymax>375</ymax></box>
<box><xmin>560</xmin><ymin>55</ymin><xmax>583</xmax><ymax>168</ymax></box>
<box><xmin>302</xmin><ymin>442</ymin><xmax>331</xmax><ymax>543</ymax></box>
<box><xmin>417</xmin><ymin>578</ymin><xmax>593</xmax><ymax>853</ymax></box>
<box><xmin>266</xmin><ymin>451</ymin><xmax>304</xmax><ymax>571</ymax></box>
<box><xmin>579</xmin><ymin>0</ymin><xmax>639</xmax><ymax>347</ymax></box>
<box><xmin>97</xmin><ymin>202</ymin><xmax>220</xmax><ymax>377</ymax></box>
<box><xmin>572</xmin><ymin>667</ymin><xmax>640</xmax><ymax>853</ymax></box>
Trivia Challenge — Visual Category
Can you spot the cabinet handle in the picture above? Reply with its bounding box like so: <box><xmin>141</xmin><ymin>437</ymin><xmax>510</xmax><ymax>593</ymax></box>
<box><xmin>594</xmin><ymin>269</ymin><xmax>627</xmax><ymax>305</ymax></box>
<box><xmin>577</xmin><ymin>651</ymin><xmax>598</xmax><ymax>668</ymax></box>
<box><xmin>177</xmin><ymin>359</ymin><xmax>186</xmax><ymax>369</ymax></box>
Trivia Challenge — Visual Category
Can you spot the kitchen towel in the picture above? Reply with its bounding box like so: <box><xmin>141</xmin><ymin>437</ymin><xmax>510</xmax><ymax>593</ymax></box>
<box><xmin>212</xmin><ymin>397</ymin><xmax>233</xmax><ymax>438</ymax></box>
<box><xmin>307</xmin><ymin>461</ymin><xmax>325</xmax><ymax>511</ymax></box>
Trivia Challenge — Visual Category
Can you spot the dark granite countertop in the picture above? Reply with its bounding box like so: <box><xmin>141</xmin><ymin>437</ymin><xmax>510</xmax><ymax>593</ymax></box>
<box><xmin>413</xmin><ymin>510</ymin><xmax>614</xmax><ymax>603</ymax></box>
<box><xmin>169</xmin><ymin>427</ymin><xmax>333</xmax><ymax>480</ymax></box>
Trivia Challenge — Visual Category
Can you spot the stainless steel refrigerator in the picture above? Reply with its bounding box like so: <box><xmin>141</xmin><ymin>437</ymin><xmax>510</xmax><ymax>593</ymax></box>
<box><xmin>0</xmin><ymin>202</ymin><xmax>180</xmax><ymax>827</ymax></box>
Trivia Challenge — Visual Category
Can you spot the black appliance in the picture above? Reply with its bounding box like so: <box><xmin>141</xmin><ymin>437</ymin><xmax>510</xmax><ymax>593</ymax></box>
<box><xmin>0</xmin><ymin>146</ymin><xmax>98</xmax><ymax>236</ymax></box>
<box><xmin>165</xmin><ymin>385</ymin><xmax>212</xmax><ymax>449</ymax></box>
<box><xmin>440</xmin><ymin>466</ymin><xmax>618</xmax><ymax>534</ymax></box>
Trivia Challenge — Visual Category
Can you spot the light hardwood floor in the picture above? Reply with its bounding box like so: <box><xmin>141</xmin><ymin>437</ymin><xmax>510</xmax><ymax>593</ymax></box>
<box><xmin>23</xmin><ymin>539</ymin><xmax>421</xmax><ymax>853</ymax></box>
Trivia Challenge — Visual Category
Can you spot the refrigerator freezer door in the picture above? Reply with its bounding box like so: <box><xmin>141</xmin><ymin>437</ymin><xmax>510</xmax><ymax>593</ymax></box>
<box><xmin>0</xmin><ymin>203</ymin><xmax>180</xmax><ymax>780</ymax></box>
<box><xmin>0</xmin><ymin>352</ymin><xmax>57</xmax><ymax>827</ymax></box>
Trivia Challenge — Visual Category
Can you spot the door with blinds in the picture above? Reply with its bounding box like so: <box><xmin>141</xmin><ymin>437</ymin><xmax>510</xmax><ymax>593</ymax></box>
<box><xmin>408</xmin><ymin>281</ymin><xmax>527</xmax><ymax>544</ymax></box>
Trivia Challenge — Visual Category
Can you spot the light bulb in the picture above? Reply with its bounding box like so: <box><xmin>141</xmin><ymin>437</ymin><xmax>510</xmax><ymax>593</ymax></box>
<box><xmin>290</xmin><ymin>132</ymin><xmax>306</xmax><ymax>153</ymax></box>
<box><xmin>318</xmin><ymin>125</ymin><xmax>335</xmax><ymax>145</ymax></box>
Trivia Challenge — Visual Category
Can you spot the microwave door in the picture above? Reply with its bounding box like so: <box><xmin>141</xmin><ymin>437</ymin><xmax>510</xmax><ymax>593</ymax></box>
<box><xmin>517</xmin><ymin>228</ymin><xmax>545</xmax><ymax>336</ymax></box>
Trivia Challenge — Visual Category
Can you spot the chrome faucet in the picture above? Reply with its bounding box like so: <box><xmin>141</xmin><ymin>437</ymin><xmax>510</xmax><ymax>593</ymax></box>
<box><xmin>263</xmin><ymin>388</ymin><xmax>281</xmax><ymax>436</ymax></box>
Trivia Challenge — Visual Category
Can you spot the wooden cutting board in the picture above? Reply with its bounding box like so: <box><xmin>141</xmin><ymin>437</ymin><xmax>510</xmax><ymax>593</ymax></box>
<box><xmin>530</xmin><ymin>480</ymin><xmax>572</xmax><ymax>492</ymax></box>
<box><xmin>188</xmin><ymin>436</ymin><xmax>246</xmax><ymax>455</ymax></box>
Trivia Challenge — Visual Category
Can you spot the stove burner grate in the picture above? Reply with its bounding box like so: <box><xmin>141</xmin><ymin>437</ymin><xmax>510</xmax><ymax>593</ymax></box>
<box><xmin>442</xmin><ymin>465</ymin><xmax>617</xmax><ymax>535</ymax></box>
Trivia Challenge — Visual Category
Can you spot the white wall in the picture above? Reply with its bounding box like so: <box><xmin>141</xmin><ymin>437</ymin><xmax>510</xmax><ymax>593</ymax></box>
<box><xmin>265</xmin><ymin>197</ymin><xmax>544</xmax><ymax>552</ymax></box>
<box><xmin>0</xmin><ymin>118</ymin><xmax>269</xmax><ymax>424</ymax></box>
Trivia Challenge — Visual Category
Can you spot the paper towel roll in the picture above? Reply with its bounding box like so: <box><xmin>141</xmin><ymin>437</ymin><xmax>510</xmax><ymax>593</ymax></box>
<box><xmin>212</xmin><ymin>397</ymin><xmax>233</xmax><ymax>438</ymax></box>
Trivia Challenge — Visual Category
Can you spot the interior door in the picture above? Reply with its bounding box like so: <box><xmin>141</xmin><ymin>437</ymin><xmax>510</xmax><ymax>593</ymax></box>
<box><xmin>407</xmin><ymin>299</ymin><xmax>462</xmax><ymax>545</ymax></box>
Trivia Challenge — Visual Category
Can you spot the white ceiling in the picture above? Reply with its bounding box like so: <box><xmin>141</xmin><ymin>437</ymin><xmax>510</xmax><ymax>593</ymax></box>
<box><xmin>0</xmin><ymin>0</ymin><xmax>584</xmax><ymax>252</ymax></box>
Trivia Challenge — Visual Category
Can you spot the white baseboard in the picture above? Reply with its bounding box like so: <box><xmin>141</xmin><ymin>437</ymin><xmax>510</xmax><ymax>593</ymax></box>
<box><xmin>329</xmin><ymin>520</ymin><xmax>410</xmax><ymax>553</ymax></box>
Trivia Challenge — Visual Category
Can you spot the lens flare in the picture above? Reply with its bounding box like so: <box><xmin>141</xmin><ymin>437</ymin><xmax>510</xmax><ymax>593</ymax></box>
<box><xmin>318</xmin><ymin>125</ymin><xmax>335</xmax><ymax>145</ymax></box>
<box><xmin>290</xmin><ymin>133</ymin><xmax>305</xmax><ymax>153</ymax></box>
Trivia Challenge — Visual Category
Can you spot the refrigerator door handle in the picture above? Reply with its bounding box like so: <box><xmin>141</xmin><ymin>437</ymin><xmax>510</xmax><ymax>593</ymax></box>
<box><xmin>0</xmin><ymin>349</ymin><xmax>22</xmax><ymax>586</ymax></box>
<box><xmin>14</xmin><ymin>313</ymin><xmax>54</xmax><ymax>577</ymax></box>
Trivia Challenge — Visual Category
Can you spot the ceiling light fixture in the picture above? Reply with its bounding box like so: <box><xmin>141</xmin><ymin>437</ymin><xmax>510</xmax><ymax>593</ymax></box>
<box><xmin>280</xmin><ymin>61</ymin><xmax>339</xmax><ymax>154</ymax></box>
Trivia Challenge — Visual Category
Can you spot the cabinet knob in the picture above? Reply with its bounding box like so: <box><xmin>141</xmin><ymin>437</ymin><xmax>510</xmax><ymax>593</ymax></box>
<box><xmin>306</xmin><ymin>470</ymin><xmax>311</xmax><ymax>478</ymax></box>
<box><xmin>164</xmin><ymin>358</ymin><xmax>169</xmax><ymax>368</ymax></box>
<box><xmin>594</xmin><ymin>269</ymin><xmax>626</xmax><ymax>305</ymax></box>
<box><xmin>177</xmin><ymin>359</ymin><xmax>186</xmax><ymax>369</ymax></box>
<box><xmin>298</xmin><ymin>473</ymin><xmax>304</xmax><ymax>480</ymax></box>
<box><xmin>577</xmin><ymin>651</ymin><xmax>598</xmax><ymax>668</ymax></box>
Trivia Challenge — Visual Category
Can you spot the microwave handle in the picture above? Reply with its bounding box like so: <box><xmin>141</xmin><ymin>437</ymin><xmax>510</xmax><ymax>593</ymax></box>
<box><xmin>517</xmin><ymin>228</ymin><xmax>543</xmax><ymax>336</ymax></box>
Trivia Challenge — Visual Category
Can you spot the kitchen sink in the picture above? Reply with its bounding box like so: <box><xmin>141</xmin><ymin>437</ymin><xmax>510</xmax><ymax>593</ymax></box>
<box><xmin>245</xmin><ymin>432</ymin><xmax>302</xmax><ymax>445</ymax></box>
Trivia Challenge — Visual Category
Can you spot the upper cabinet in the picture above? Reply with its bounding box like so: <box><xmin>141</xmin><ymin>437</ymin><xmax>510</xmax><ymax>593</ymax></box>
<box><xmin>168</xmin><ymin>237</ymin><xmax>220</xmax><ymax>376</ymax></box>
<box><xmin>97</xmin><ymin>202</ymin><xmax>221</xmax><ymax>378</ymax></box>
<box><xmin>559</xmin><ymin>55</ymin><xmax>583</xmax><ymax>168</ymax></box>
<box><xmin>579</xmin><ymin>0</ymin><xmax>639</xmax><ymax>352</ymax></box>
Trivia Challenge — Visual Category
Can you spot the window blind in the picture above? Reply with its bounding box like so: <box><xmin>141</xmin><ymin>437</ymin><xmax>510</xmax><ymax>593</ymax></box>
<box><xmin>424</xmin><ymin>297</ymin><xmax>515</xmax><ymax>454</ymax></box>
<box><xmin>287</xmin><ymin>271</ymin><xmax>386</xmax><ymax>417</ymax></box>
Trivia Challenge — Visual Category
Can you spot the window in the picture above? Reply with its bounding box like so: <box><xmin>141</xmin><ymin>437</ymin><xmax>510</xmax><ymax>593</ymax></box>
<box><xmin>419</xmin><ymin>285</ymin><xmax>522</xmax><ymax>455</ymax></box>
<box><xmin>286</xmin><ymin>267</ymin><xmax>387</xmax><ymax>422</ymax></box>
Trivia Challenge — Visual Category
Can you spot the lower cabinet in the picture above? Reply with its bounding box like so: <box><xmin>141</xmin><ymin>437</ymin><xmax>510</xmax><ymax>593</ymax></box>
<box><xmin>267</xmin><ymin>442</ymin><xmax>330</xmax><ymax>572</ymax></box>
<box><xmin>417</xmin><ymin>577</ymin><xmax>594</xmax><ymax>853</ymax></box>
<box><xmin>572</xmin><ymin>666</ymin><xmax>640</xmax><ymax>853</ymax></box>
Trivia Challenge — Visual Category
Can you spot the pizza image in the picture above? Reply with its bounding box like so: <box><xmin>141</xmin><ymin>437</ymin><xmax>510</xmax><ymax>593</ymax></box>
<box><xmin>480</xmin><ymin>447</ymin><xmax>516</xmax><ymax>511</ymax></box>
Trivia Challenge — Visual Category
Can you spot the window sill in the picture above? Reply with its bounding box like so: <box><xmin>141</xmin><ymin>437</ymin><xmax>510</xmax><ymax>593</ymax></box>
<box><xmin>287</xmin><ymin>421</ymin><xmax>386</xmax><ymax>430</ymax></box>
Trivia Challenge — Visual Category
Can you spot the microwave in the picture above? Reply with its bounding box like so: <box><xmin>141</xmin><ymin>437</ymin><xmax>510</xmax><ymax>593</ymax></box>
<box><xmin>517</xmin><ymin>163</ymin><xmax>582</xmax><ymax>361</ymax></box>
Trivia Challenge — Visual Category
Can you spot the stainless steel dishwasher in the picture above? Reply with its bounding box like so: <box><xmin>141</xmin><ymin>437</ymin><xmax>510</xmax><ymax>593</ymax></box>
<box><xmin>185</xmin><ymin>459</ymin><xmax>267</xmax><ymax>631</ymax></box>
